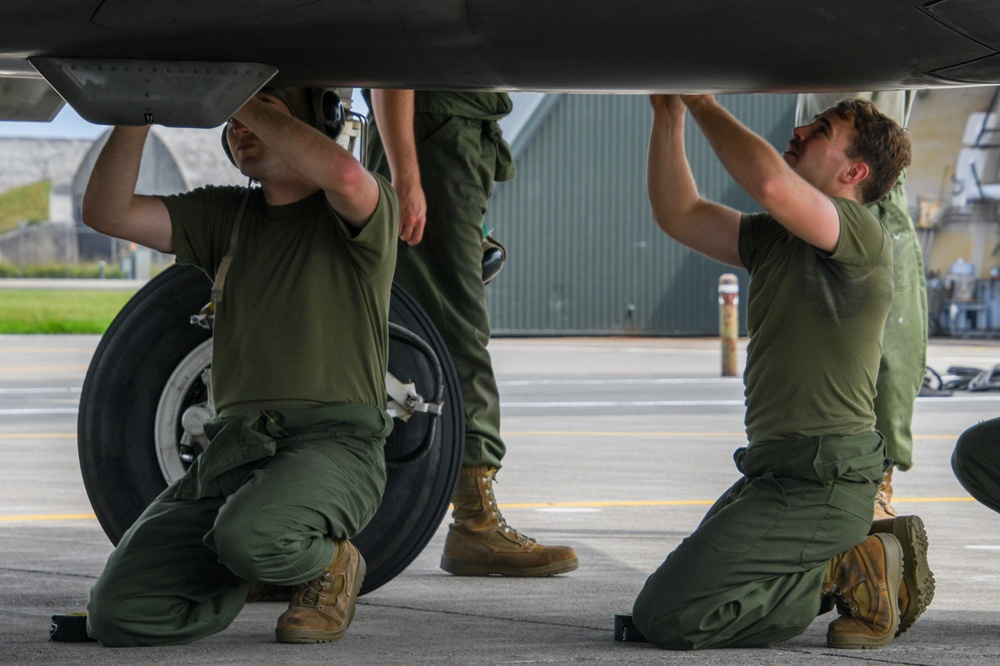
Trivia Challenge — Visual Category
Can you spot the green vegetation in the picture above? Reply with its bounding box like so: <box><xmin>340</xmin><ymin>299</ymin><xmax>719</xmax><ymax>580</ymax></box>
<box><xmin>0</xmin><ymin>261</ymin><xmax>125</xmax><ymax>279</ymax></box>
<box><xmin>0</xmin><ymin>290</ymin><xmax>136</xmax><ymax>333</ymax></box>
<box><xmin>0</xmin><ymin>180</ymin><xmax>50</xmax><ymax>233</ymax></box>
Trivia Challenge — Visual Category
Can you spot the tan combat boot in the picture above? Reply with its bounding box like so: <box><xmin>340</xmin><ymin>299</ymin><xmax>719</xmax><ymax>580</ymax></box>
<box><xmin>873</xmin><ymin>467</ymin><xmax>897</xmax><ymax>520</ymax></box>
<box><xmin>870</xmin><ymin>514</ymin><xmax>935</xmax><ymax>636</ymax></box>
<box><xmin>822</xmin><ymin>533</ymin><xmax>902</xmax><ymax>649</ymax></box>
<box><xmin>440</xmin><ymin>465</ymin><xmax>579</xmax><ymax>576</ymax></box>
<box><xmin>275</xmin><ymin>540</ymin><xmax>365</xmax><ymax>644</ymax></box>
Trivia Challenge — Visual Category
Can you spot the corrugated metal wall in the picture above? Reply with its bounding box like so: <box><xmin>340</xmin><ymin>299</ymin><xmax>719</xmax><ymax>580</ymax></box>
<box><xmin>484</xmin><ymin>93</ymin><xmax>796</xmax><ymax>335</ymax></box>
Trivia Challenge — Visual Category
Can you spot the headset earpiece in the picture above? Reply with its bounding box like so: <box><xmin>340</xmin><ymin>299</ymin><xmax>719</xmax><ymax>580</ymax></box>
<box><xmin>312</xmin><ymin>88</ymin><xmax>346</xmax><ymax>140</ymax></box>
<box><xmin>221</xmin><ymin>122</ymin><xmax>235</xmax><ymax>166</ymax></box>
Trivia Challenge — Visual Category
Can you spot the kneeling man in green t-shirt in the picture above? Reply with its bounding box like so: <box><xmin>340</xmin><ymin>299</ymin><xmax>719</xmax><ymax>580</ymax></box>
<box><xmin>81</xmin><ymin>87</ymin><xmax>398</xmax><ymax>647</ymax></box>
<box><xmin>632</xmin><ymin>95</ymin><xmax>932</xmax><ymax>650</ymax></box>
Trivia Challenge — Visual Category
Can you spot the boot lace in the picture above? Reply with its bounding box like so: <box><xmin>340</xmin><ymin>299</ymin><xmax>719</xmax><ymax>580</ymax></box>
<box><xmin>874</xmin><ymin>489</ymin><xmax>897</xmax><ymax>518</ymax></box>
<box><xmin>292</xmin><ymin>572</ymin><xmax>329</xmax><ymax>610</ymax></box>
<box><xmin>483</xmin><ymin>472</ymin><xmax>535</xmax><ymax>546</ymax></box>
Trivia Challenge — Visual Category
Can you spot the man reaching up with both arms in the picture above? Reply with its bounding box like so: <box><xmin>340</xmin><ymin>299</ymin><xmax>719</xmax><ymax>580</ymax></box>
<box><xmin>633</xmin><ymin>94</ymin><xmax>934</xmax><ymax>650</ymax></box>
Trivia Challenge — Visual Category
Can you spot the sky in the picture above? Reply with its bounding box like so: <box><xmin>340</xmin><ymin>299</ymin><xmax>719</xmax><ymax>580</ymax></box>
<box><xmin>0</xmin><ymin>104</ymin><xmax>106</xmax><ymax>140</ymax></box>
<box><xmin>0</xmin><ymin>91</ymin><xmax>370</xmax><ymax>140</ymax></box>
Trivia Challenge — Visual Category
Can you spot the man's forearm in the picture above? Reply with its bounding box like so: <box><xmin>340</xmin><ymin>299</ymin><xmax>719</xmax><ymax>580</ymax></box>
<box><xmin>683</xmin><ymin>95</ymin><xmax>788</xmax><ymax>205</ymax></box>
<box><xmin>370</xmin><ymin>89</ymin><xmax>421</xmax><ymax>189</ymax></box>
<box><xmin>234</xmin><ymin>97</ymin><xmax>359</xmax><ymax>188</ymax></box>
<box><xmin>683</xmin><ymin>95</ymin><xmax>840</xmax><ymax>253</ymax></box>
<box><xmin>646</xmin><ymin>95</ymin><xmax>744</xmax><ymax>266</ymax></box>
<box><xmin>81</xmin><ymin>126</ymin><xmax>150</xmax><ymax>236</ymax></box>
<box><xmin>647</xmin><ymin>105</ymin><xmax>700</xmax><ymax>236</ymax></box>
<box><xmin>235</xmin><ymin>96</ymin><xmax>379</xmax><ymax>224</ymax></box>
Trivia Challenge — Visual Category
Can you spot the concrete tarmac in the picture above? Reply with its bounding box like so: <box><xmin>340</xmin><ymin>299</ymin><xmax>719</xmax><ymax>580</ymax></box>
<box><xmin>3</xmin><ymin>334</ymin><xmax>1000</xmax><ymax>664</ymax></box>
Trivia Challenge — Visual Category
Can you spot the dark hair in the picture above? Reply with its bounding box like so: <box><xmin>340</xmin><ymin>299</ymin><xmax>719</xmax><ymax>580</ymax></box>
<box><xmin>832</xmin><ymin>98</ymin><xmax>912</xmax><ymax>204</ymax></box>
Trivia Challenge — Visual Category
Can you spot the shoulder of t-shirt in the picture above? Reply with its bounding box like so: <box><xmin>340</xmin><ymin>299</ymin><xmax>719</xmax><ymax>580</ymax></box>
<box><xmin>829</xmin><ymin>196</ymin><xmax>880</xmax><ymax>228</ymax></box>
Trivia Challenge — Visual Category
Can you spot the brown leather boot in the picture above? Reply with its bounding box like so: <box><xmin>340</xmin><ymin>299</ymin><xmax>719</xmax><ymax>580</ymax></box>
<box><xmin>275</xmin><ymin>540</ymin><xmax>365</xmax><ymax>643</ymax></box>
<box><xmin>440</xmin><ymin>465</ymin><xmax>579</xmax><ymax>576</ymax></box>
<box><xmin>823</xmin><ymin>533</ymin><xmax>902</xmax><ymax>649</ymax></box>
<box><xmin>873</xmin><ymin>467</ymin><xmax>897</xmax><ymax>520</ymax></box>
<box><xmin>869</xmin><ymin>514</ymin><xmax>935</xmax><ymax>636</ymax></box>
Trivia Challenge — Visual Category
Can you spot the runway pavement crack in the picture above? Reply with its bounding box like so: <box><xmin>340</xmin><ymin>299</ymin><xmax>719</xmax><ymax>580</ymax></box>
<box><xmin>771</xmin><ymin>645</ymin><xmax>933</xmax><ymax>665</ymax></box>
<box><xmin>1</xmin><ymin>566</ymin><xmax>97</xmax><ymax>580</ymax></box>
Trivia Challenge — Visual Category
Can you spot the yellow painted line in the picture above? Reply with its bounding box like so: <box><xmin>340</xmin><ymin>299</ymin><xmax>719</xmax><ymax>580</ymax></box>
<box><xmin>501</xmin><ymin>497</ymin><xmax>976</xmax><ymax>509</ymax></box>
<box><xmin>0</xmin><ymin>513</ymin><xmax>96</xmax><ymax>522</ymax></box>
<box><xmin>504</xmin><ymin>431</ymin><xmax>962</xmax><ymax>440</ymax></box>
<box><xmin>6</xmin><ymin>498</ymin><xmax>978</xmax><ymax>523</ymax></box>
<box><xmin>0</xmin><ymin>433</ymin><xmax>75</xmax><ymax>439</ymax></box>
<box><xmin>504</xmin><ymin>431</ymin><xmax>744</xmax><ymax>438</ymax></box>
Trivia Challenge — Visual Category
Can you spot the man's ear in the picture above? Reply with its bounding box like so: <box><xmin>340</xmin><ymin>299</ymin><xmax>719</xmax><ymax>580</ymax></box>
<box><xmin>843</xmin><ymin>161</ymin><xmax>870</xmax><ymax>186</ymax></box>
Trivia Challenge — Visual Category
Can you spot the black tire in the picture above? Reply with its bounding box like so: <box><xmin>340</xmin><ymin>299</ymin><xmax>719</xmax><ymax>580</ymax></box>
<box><xmin>78</xmin><ymin>263</ymin><xmax>464</xmax><ymax>594</ymax></box>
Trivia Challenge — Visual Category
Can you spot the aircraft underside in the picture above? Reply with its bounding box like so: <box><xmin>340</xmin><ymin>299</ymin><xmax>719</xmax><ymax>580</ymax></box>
<box><xmin>0</xmin><ymin>0</ymin><xmax>998</xmax><ymax>126</ymax></box>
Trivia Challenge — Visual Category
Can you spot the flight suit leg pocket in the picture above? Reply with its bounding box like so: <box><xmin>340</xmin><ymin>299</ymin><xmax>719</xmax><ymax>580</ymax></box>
<box><xmin>800</xmin><ymin>481</ymin><xmax>875</xmax><ymax>566</ymax></box>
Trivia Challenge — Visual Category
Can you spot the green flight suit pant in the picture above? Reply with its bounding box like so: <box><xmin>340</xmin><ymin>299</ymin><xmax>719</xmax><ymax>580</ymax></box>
<box><xmin>633</xmin><ymin>433</ymin><xmax>885</xmax><ymax>650</ymax></box>
<box><xmin>87</xmin><ymin>405</ymin><xmax>389</xmax><ymax>646</ymax></box>
<box><xmin>368</xmin><ymin>113</ymin><xmax>509</xmax><ymax>469</ymax></box>
<box><xmin>869</xmin><ymin>176</ymin><xmax>928</xmax><ymax>471</ymax></box>
<box><xmin>953</xmin><ymin>417</ymin><xmax>1000</xmax><ymax>513</ymax></box>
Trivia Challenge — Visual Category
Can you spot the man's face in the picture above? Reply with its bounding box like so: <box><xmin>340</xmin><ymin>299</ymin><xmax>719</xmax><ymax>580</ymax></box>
<box><xmin>783</xmin><ymin>108</ymin><xmax>858</xmax><ymax>194</ymax></box>
<box><xmin>226</xmin><ymin>92</ymin><xmax>293</xmax><ymax>177</ymax></box>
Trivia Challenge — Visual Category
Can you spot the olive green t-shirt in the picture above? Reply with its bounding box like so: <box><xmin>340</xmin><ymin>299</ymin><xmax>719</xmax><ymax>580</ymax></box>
<box><xmin>738</xmin><ymin>197</ymin><xmax>893</xmax><ymax>444</ymax></box>
<box><xmin>162</xmin><ymin>176</ymin><xmax>398</xmax><ymax>417</ymax></box>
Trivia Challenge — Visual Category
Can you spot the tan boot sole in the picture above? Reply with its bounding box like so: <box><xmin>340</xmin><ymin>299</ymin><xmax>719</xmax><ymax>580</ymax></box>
<box><xmin>888</xmin><ymin>515</ymin><xmax>934</xmax><ymax>636</ymax></box>
<box><xmin>440</xmin><ymin>555</ymin><xmax>579</xmax><ymax>577</ymax></box>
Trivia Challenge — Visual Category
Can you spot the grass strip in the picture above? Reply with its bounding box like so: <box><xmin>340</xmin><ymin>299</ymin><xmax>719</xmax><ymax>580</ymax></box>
<box><xmin>0</xmin><ymin>290</ymin><xmax>136</xmax><ymax>334</ymax></box>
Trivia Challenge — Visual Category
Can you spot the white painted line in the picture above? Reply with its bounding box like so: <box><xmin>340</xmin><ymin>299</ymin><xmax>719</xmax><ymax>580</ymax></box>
<box><xmin>494</xmin><ymin>343</ymin><xmax>722</xmax><ymax>355</ymax></box>
<box><xmin>0</xmin><ymin>278</ymin><xmax>145</xmax><ymax>291</ymax></box>
<box><xmin>0</xmin><ymin>408</ymin><xmax>78</xmax><ymax>415</ymax></box>
<box><xmin>0</xmin><ymin>387</ymin><xmax>81</xmax><ymax>394</ymax></box>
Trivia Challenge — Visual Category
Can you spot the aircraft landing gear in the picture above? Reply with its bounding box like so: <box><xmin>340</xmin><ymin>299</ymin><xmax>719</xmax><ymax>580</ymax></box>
<box><xmin>77</xmin><ymin>264</ymin><xmax>463</xmax><ymax>594</ymax></box>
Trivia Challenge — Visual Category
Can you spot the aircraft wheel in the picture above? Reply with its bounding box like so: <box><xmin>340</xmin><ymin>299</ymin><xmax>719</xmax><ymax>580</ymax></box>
<box><xmin>78</xmin><ymin>263</ymin><xmax>463</xmax><ymax>594</ymax></box>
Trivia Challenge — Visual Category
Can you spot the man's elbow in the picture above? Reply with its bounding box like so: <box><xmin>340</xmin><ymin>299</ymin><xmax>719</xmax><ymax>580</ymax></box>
<box><xmin>333</xmin><ymin>164</ymin><xmax>368</xmax><ymax>194</ymax></box>
<box><xmin>80</xmin><ymin>196</ymin><xmax>106</xmax><ymax>232</ymax></box>
<box><xmin>328</xmin><ymin>163</ymin><xmax>378</xmax><ymax>207</ymax></box>
<box><xmin>650</xmin><ymin>198</ymin><xmax>699</xmax><ymax>240</ymax></box>
<box><xmin>652</xmin><ymin>211</ymin><xmax>677</xmax><ymax>237</ymax></box>
<box><xmin>81</xmin><ymin>192</ymin><xmax>131</xmax><ymax>239</ymax></box>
